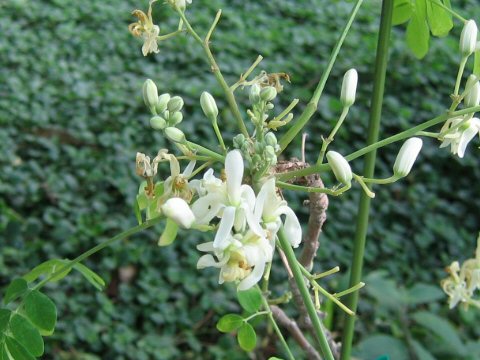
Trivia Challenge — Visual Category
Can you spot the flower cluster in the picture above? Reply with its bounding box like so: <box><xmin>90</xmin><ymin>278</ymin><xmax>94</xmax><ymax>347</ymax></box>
<box><xmin>441</xmin><ymin>234</ymin><xmax>480</xmax><ymax>309</ymax></box>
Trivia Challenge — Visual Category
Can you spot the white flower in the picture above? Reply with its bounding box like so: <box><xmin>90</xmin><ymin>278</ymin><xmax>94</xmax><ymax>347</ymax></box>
<box><xmin>460</xmin><ymin>20</ymin><xmax>478</xmax><ymax>57</ymax></box>
<box><xmin>326</xmin><ymin>151</ymin><xmax>352</xmax><ymax>185</ymax></box>
<box><xmin>340</xmin><ymin>68</ymin><xmax>358</xmax><ymax>108</ymax></box>
<box><xmin>196</xmin><ymin>230</ymin><xmax>273</xmax><ymax>290</ymax></box>
<box><xmin>161</xmin><ymin>197</ymin><xmax>195</xmax><ymax>228</ymax></box>
<box><xmin>129</xmin><ymin>1</ymin><xmax>161</xmax><ymax>56</ymax></box>
<box><xmin>440</xmin><ymin>117</ymin><xmax>480</xmax><ymax>158</ymax></box>
<box><xmin>191</xmin><ymin>150</ymin><xmax>264</xmax><ymax>249</ymax></box>
<box><xmin>393</xmin><ymin>137</ymin><xmax>423</xmax><ymax>177</ymax></box>
<box><xmin>254</xmin><ymin>178</ymin><xmax>302</xmax><ymax>248</ymax></box>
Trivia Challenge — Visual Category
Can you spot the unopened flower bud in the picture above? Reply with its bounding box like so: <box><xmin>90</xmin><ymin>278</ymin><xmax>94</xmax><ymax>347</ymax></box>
<box><xmin>393</xmin><ymin>137</ymin><xmax>423</xmax><ymax>178</ymax></box>
<box><xmin>161</xmin><ymin>197</ymin><xmax>195</xmax><ymax>229</ymax></box>
<box><xmin>340</xmin><ymin>69</ymin><xmax>358</xmax><ymax>108</ymax></box>
<box><xmin>150</xmin><ymin>116</ymin><xmax>167</xmax><ymax>130</ymax></box>
<box><xmin>143</xmin><ymin>79</ymin><xmax>159</xmax><ymax>110</ymax></box>
<box><xmin>167</xmin><ymin>96</ymin><xmax>184</xmax><ymax>113</ymax></box>
<box><xmin>265</xmin><ymin>132</ymin><xmax>278</xmax><ymax>146</ymax></box>
<box><xmin>165</xmin><ymin>127</ymin><xmax>186</xmax><ymax>144</ymax></box>
<box><xmin>156</xmin><ymin>93</ymin><xmax>171</xmax><ymax>113</ymax></box>
<box><xmin>249</xmin><ymin>84</ymin><xmax>261</xmax><ymax>104</ymax></box>
<box><xmin>464</xmin><ymin>75</ymin><xmax>480</xmax><ymax>108</ymax></box>
<box><xmin>233</xmin><ymin>134</ymin><xmax>246</xmax><ymax>149</ymax></box>
<box><xmin>326</xmin><ymin>151</ymin><xmax>352</xmax><ymax>185</ymax></box>
<box><xmin>265</xmin><ymin>145</ymin><xmax>277</xmax><ymax>165</ymax></box>
<box><xmin>200</xmin><ymin>91</ymin><xmax>218</xmax><ymax>119</ymax></box>
<box><xmin>460</xmin><ymin>20</ymin><xmax>478</xmax><ymax>57</ymax></box>
<box><xmin>169</xmin><ymin>112</ymin><xmax>183</xmax><ymax>126</ymax></box>
<box><xmin>266</xmin><ymin>103</ymin><xmax>275</xmax><ymax>110</ymax></box>
<box><xmin>260</xmin><ymin>86</ymin><xmax>277</xmax><ymax>102</ymax></box>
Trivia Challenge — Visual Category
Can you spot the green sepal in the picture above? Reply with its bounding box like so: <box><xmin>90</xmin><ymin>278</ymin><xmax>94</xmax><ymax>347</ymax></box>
<box><xmin>9</xmin><ymin>314</ymin><xmax>44</xmax><ymax>357</ymax></box>
<box><xmin>24</xmin><ymin>290</ymin><xmax>57</xmax><ymax>336</ymax></box>
<box><xmin>158</xmin><ymin>218</ymin><xmax>178</xmax><ymax>246</ymax></box>
<box><xmin>3</xmin><ymin>279</ymin><xmax>28</xmax><ymax>305</ymax></box>
<box><xmin>73</xmin><ymin>263</ymin><xmax>106</xmax><ymax>291</ymax></box>
<box><xmin>237</xmin><ymin>323</ymin><xmax>256</xmax><ymax>352</ymax></box>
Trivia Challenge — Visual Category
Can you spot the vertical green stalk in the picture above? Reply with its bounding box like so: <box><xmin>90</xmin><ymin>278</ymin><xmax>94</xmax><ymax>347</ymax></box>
<box><xmin>340</xmin><ymin>1</ymin><xmax>393</xmax><ymax>359</ymax></box>
<box><xmin>278</xmin><ymin>229</ymin><xmax>335</xmax><ymax>360</ymax></box>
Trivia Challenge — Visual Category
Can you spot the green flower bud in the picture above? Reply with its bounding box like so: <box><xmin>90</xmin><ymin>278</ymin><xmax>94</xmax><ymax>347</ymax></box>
<box><xmin>249</xmin><ymin>84</ymin><xmax>261</xmax><ymax>104</ymax></box>
<box><xmin>460</xmin><ymin>20</ymin><xmax>478</xmax><ymax>57</ymax></box>
<box><xmin>165</xmin><ymin>127</ymin><xmax>186</xmax><ymax>144</ymax></box>
<box><xmin>200</xmin><ymin>92</ymin><xmax>218</xmax><ymax>119</ymax></box>
<box><xmin>167</xmin><ymin>96</ymin><xmax>184</xmax><ymax>113</ymax></box>
<box><xmin>156</xmin><ymin>93</ymin><xmax>171</xmax><ymax>113</ymax></box>
<box><xmin>340</xmin><ymin>69</ymin><xmax>358</xmax><ymax>108</ymax></box>
<box><xmin>169</xmin><ymin>112</ymin><xmax>183</xmax><ymax>126</ymax></box>
<box><xmin>254</xmin><ymin>141</ymin><xmax>265</xmax><ymax>153</ymax></box>
<box><xmin>266</xmin><ymin>103</ymin><xmax>275</xmax><ymax>110</ymax></box>
<box><xmin>233</xmin><ymin>134</ymin><xmax>246</xmax><ymax>149</ymax></box>
<box><xmin>150</xmin><ymin>116</ymin><xmax>167</xmax><ymax>130</ymax></box>
<box><xmin>265</xmin><ymin>145</ymin><xmax>277</xmax><ymax>165</ymax></box>
<box><xmin>464</xmin><ymin>75</ymin><xmax>480</xmax><ymax>108</ymax></box>
<box><xmin>393</xmin><ymin>137</ymin><xmax>423</xmax><ymax>178</ymax></box>
<box><xmin>143</xmin><ymin>79</ymin><xmax>159</xmax><ymax>110</ymax></box>
<box><xmin>260</xmin><ymin>86</ymin><xmax>277</xmax><ymax>102</ymax></box>
<box><xmin>326</xmin><ymin>151</ymin><xmax>352</xmax><ymax>185</ymax></box>
<box><xmin>265</xmin><ymin>132</ymin><xmax>278</xmax><ymax>146</ymax></box>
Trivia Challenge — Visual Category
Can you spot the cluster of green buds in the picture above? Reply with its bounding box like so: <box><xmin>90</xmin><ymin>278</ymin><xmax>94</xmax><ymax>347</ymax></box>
<box><xmin>143</xmin><ymin>79</ymin><xmax>187</xmax><ymax>145</ymax></box>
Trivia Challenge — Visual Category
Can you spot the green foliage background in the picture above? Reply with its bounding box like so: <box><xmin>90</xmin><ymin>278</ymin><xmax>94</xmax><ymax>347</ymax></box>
<box><xmin>1</xmin><ymin>0</ymin><xmax>480</xmax><ymax>358</ymax></box>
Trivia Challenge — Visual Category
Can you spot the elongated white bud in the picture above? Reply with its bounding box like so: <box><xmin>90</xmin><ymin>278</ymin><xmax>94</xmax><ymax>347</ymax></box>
<box><xmin>340</xmin><ymin>69</ymin><xmax>358</xmax><ymax>108</ymax></box>
<box><xmin>167</xmin><ymin>96</ymin><xmax>184</xmax><ymax>113</ymax></box>
<box><xmin>326</xmin><ymin>151</ymin><xmax>352</xmax><ymax>185</ymax></box>
<box><xmin>156</xmin><ymin>93</ymin><xmax>171</xmax><ymax>113</ymax></box>
<box><xmin>164</xmin><ymin>127</ymin><xmax>186</xmax><ymax>143</ymax></box>
<box><xmin>393</xmin><ymin>137</ymin><xmax>423</xmax><ymax>177</ymax></box>
<box><xmin>143</xmin><ymin>79</ymin><xmax>159</xmax><ymax>110</ymax></box>
<box><xmin>200</xmin><ymin>92</ymin><xmax>218</xmax><ymax>119</ymax></box>
<box><xmin>464</xmin><ymin>75</ymin><xmax>480</xmax><ymax>108</ymax></box>
<box><xmin>460</xmin><ymin>20</ymin><xmax>478</xmax><ymax>57</ymax></box>
<box><xmin>161</xmin><ymin>197</ymin><xmax>195</xmax><ymax>228</ymax></box>
<box><xmin>150</xmin><ymin>116</ymin><xmax>167</xmax><ymax>130</ymax></box>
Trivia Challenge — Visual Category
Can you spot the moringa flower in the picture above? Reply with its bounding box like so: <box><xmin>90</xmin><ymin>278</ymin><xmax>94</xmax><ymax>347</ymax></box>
<box><xmin>254</xmin><ymin>178</ymin><xmax>302</xmax><ymax>248</ymax></box>
<box><xmin>440</xmin><ymin>117</ymin><xmax>480</xmax><ymax>158</ymax></box>
<box><xmin>129</xmin><ymin>0</ymin><xmax>160</xmax><ymax>56</ymax></box>
<box><xmin>393</xmin><ymin>137</ymin><xmax>423</xmax><ymax>178</ymax></box>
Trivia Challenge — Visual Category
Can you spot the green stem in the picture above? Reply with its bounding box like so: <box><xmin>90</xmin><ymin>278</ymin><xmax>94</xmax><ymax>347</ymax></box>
<box><xmin>278</xmin><ymin>0</ymin><xmax>364</xmax><ymax>153</ymax></box>
<box><xmin>277</xmin><ymin>229</ymin><xmax>334</xmax><ymax>360</ymax></box>
<box><xmin>340</xmin><ymin>1</ymin><xmax>394</xmax><ymax>359</ymax></box>
<box><xmin>276</xmin><ymin>104</ymin><xmax>480</xmax><ymax>182</ymax></box>
<box><xmin>157</xmin><ymin>29</ymin><xmax>183</xmax><ymax>41</ymax></box>
<box><xmin>454</xmin><ymin>57</ymin><xmax>468</xmax><ymax>96</ymax></box>
<box><xmin>34</xmin><ymin>217</ymin><xmax>163</xmax><ymax>290</ymax></box>
<box><xmin>277</xmin><ymin>180</ymin><xmax>350</xmax><ymax>196</ymax></box>
<box><xmin>186</xmin><ymin>141</ymin><xmax>224</xmax><ymax>162</ymax></box>
<box><xmin>176</xmin><ymin>8</ymin><xmax>249</xmax><ymax>137</ymax></box>
<box><xmin>231</xmin><ymin>55</ymin><xmax>264</xmax><ymax>91</ymax></box>
<box><xmin>211</xmin><ymin>117</ymin><xmax>227</xmax><ymax>151</ymax></box>
<box><xmin>259</xmin><ymin>293</ymin><xmax>296</xmax><ymax>360</ymax></box>
<box><xmin>317</xmin><ymin>106</ymin><xmax>350</xmax><ymax>164</ymax></box>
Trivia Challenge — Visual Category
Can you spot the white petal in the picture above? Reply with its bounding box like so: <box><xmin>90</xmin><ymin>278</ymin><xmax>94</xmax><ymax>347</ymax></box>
<box><xmin>161</xmin><ymin>197</ymin><xmax>195</xmax><ymax>229</ymax></box>
<box><xmin>191</xmin><ymin>193</ymin><xmax>224</xmax><ymax>224</ymax></box>
<box><xmin>197</xmin><ymin>242</ymin><xmax>214</xmax><ymax>252</ymax></box>
<box><xmin>457</xmin><ymin>124</ymin><xmax>478</xmax><ymax>158</ymax></box>
<box><xmin>213</xmin><ymin>206</ymin><xmax>236</xmax><ymax>249</ymax></box>
<box><xmin>240</xmin><ymin>184</ymin><xmax>256</xmax><ymax>210</ymax></box>
<box><xmin>276</xmin><ymin>205</ymin><xmax>302</xmax><ymax>248</ymax></box>
<box><xmin>238</xmin><ymin>259</ymin><xmax>266</xmax><ymax>291</ymax></box>
<box><xmin>242</xmin><ymin>203</ymin><xmax>266</xmax><ymax>237</ymax></box>
<box><xmin>197</xmin><ymin>254</ymin><xmax>219</xmax><ymax>269</ymax></box>
<box><xmin>183</xmin><ymin>160</ymin><xmax>196</xmax><ymax>177</ymax></box>
<box><xmin>255</xmin><ymin>178</ymin><xmax>282</xmax><ymax>221</ymax></box>
<box><xmin>225</xmin><ymin>150</ymin><xmax>244</xmax><ymax>205</ymax></box>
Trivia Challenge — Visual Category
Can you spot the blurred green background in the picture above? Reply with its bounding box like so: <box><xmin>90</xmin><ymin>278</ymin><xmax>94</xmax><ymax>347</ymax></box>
<box><xmin>1</xmin><ymin>0</ymin><xmax>480</xmax><ymax>359</ymax></box>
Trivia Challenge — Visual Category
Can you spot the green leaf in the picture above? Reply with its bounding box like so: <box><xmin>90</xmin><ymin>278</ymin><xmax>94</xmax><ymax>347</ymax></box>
<box><xmin>3</xmin><ymin>278</ymin><xmax>28</xmax><ymax>305</ymax></box>
<box><xmin>237</xmin><ymin>287</ymin><xmax>262</xmax><ymax>314</ymax></box>
<box><xmin>9</xmin><ymin>314</ymin><xmax>44</xmax><ymax>357</ymax></box>
<box><xmin>4</xmin><ymin>336</ymin><xmax>36</xmax><ymax>360</ymax></box>
<box><xmin>73</xmin><ymin>263</ymin><xmax>106</xmax><ymax>291</ymax></box>
<box><xmin>216</xmin><ymin>314</ymin><xmax>244</xmax><ymax>333</ymax></box>
<box><xmin>474</xmin><ymin>50</ymin><xmax>480</xmax><ymax>77</ymax></box>
<box><xmin>24</xmin><ymin>290</ymin><xmax>57</xmax><ymax>336</ymax></box>
<box><xmin>411</xmin><ymin>340</ymin><xmax>436</xmax><ymax>360</ymax></box>
<box><xmin>23</xmin><ymin>259</ymin><xmax>70</xmax><ymax>283</ymax></box>
<box><xmin>406</xmin><ymin>283</ymin><xmax>444</xmax><ymax>305</ymax></box>
<box><xmin>237</xmin><ymin>323</ymin><xmax>256</xmax><ymax>352</ymax></box>
<box><xmin>355</xmin><ymin>334</ymin><xmax>409</xmax><ymax>360</ymax></box>
<box><xmin>158</xmin><ymin>218</ymin><xmax>178</xmax><ymax>246</ymax></box>
<box><xmin>412</xmin><ymin>311</ymin><xmax>465</xmax><ymax>355</ymax></box>
<box><xmin>0</xmin><ymin>309</ymin><xmax>12</xmax><ymax>334</ymax></box>
<box><xmin>426</xmin><ymin>0</ymin><xmax>453</xmax><ymax>37</ymax></box>
<box><xmin>0</xmin><ymin>346</ymin><xmax>9</xmax><ymax>360</ymax></box>
<box><xmin>393</xmin><ymin>0</ymin><xmax>413</xmax><ymax>25</ymax></box>
<box><xmin>406</xmin><ymin>13</ymin><xmax>430</xmax><ymax>59</ymax></box>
